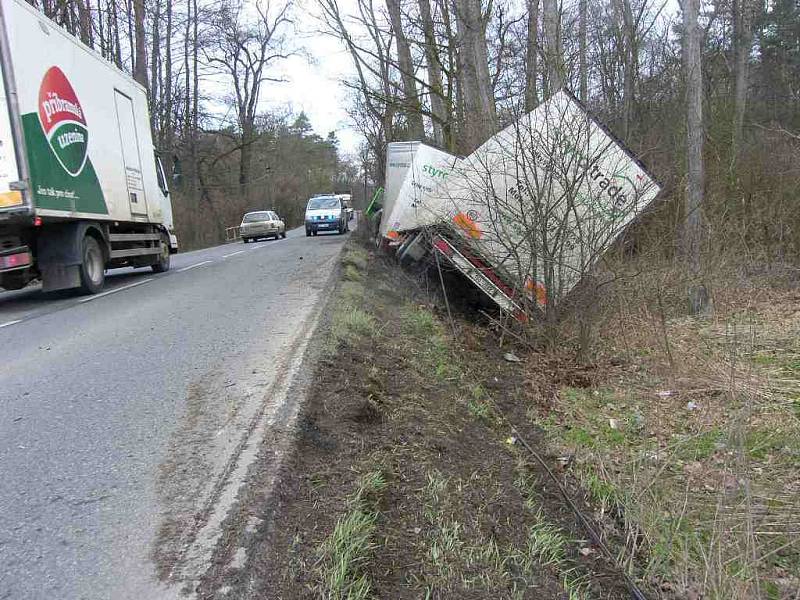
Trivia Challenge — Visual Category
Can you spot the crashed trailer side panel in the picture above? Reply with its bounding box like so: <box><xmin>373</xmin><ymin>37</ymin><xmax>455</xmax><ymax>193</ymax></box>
<box><xmin>384</xmin><ymin>143</ymin><xmax>461</xmax><ymax>238</ymax></box>
<box><xmin>379</xmin><ymin>141</ymin><xmax>419</xmax><ymax>238</ymax></box>
<box><xmin>444</xmin><ymin>90</ymin><xmax>662</xmax><ymax>308</ymax></box>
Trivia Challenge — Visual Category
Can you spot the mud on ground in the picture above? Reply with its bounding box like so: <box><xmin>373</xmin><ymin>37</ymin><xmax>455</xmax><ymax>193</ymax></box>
<box><xmin>208</xmin><ymin>242</ymin><xmax>633</xmax><ymax>599</ymax></box>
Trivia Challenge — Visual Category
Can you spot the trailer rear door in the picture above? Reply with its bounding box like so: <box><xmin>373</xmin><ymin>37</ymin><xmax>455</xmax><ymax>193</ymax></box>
<box><xmin>113</xmin><ymin>89</ymin><xmax>147</xmax><ymax>218</ymax></box>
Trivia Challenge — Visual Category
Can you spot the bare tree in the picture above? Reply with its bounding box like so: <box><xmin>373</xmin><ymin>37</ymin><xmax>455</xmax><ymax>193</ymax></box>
<box><xmin>614</xmin><ymin>0</ymin><xmax>636</xmax><ymax>137</ymax></box>
<box><xmin>731</xmin><ymin>0</ymin><xmax>756</xmax><ymax>168</ymax></box>
<box><xmin>386</xmin><ymin>0</ymin><xmax>425</xmax><ymax>139</ymax></box>
<box><xmin>419</xmin><ymin>0</ymin><xmax>448</xmax><ymax>145</ymax></box>
<box><xmin>149</xmin><ymin>0</ymin><xmax>162</xmax><ymax>131</ymax></box>
<box><xmin>525</xmin><ymin>0</ymin><xmax>539</xmax><ymax>111</ymax></box>
<box><xmin>542</xmin><ymin>0</ymin><xmax>561</xmax><ymax>92</ymax></box>
<box><xmin>453</xmin><ymin>0</ymin><xmax>496</xmax><ymax>150</ymax></box>
<box><xmin>579</xmin><ymin>0</ymin><xmax>587</xmax><ymax>102</ymax></box>
<box><xmin>132</xmin><ymin>0</ymin><xmax>147</xmax><ymax>88</ymax></box>
<box><xmin>206</xmin><ymin>0</ymin><xmax>294</xmax><ymax>192</ymax></box>
<box><xmin>683</xmin><ymin>0</ymin><xmax>710</xmax><ymax>315</ymax></box>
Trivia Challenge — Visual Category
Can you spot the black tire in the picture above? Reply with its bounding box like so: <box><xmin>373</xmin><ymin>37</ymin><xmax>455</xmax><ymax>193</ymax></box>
<box><xmin>281</xmin><ymin>231</ymin><xmax>287</xmax><ymax>239</ymax></box>
<box><xmin>151</xmin><ymin>234</ymin><xmax>171</xmax><ymax>273</ymax></box>
<box><xmin>243</xmin><ymin>238</ymin><xmax>250</xmax><ymax>244</ymax></box>
<box><xmin>0</xmin><ymin>270</ymin><xmax>28</xmax><ymax>290</ymax></box>
<box><xmin>79</xmin><ymin>235</ymin><xmax>105</xmax><ymax>294</ymax></box>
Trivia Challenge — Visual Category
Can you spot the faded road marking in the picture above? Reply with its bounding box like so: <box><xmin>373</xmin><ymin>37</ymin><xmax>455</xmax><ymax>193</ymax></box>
<box><xmin>222</xmin><ymin>250</ymin><xmax>246</xmax><ymax>258</ymax></box>
<box><xmin>178</xmin><ymin>261</ymin><xmax>213</xmax><ymax>272</ymax></box>
<box><xmin>0</xmin><ymin>319</ymin><xmax>22</xmax><ymax>329</ymax></box>
<box><xmin>78</xmin><ymin>279</ymin><xmax>154</xmax><ymax>303</ymax></box>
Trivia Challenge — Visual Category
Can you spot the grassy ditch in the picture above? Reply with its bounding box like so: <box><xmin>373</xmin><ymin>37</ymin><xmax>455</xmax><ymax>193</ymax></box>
<box><xmin>532</xmin><ymin>259</ymin><xmax>800</xmax><ymax>598</ymax></box>
<box><xmin>245</xmin><ymin>240</ymin><xmax>630</xmax><ymax>599</ymax></box>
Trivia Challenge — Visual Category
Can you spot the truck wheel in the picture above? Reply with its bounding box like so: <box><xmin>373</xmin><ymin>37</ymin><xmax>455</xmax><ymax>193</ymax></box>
<box><xmin>79</xmin><ymin>235</ymin><xmax>105</xmax><ymax>294</ymax></box>
<box><xmin>243</xmin><ymin>238</ymin><xmax>250</xmax><ymax>244</ymax></box>
<box><xmin>281</xmin><ymin>231</ymin><xmax>287</xmax><ymax>239</ymax></box>
<box><xmin>0</xmin><ymin>270</ymin><xmax>28</xmax><ymax>290</ymax></box>
<box><xmin>151</xmin><ymin>235</ymin><xmax>171</xmax><ymax>273</ymax></box>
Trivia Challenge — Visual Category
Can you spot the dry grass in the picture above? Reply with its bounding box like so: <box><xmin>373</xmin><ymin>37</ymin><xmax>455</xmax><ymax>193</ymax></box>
<box><xmin>535</xmin><ymin>249</ymin><xmax>800</xmax><ymax>598</ymax></box>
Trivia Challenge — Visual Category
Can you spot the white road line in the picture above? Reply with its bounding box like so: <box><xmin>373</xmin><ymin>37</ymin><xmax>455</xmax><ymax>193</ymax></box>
<box><xmin>222</xmin><ymin>250</ymin><xmax>246</xmax><ymax>258</ymax></box>
<box><xmin>178</xmin><ymin>260</ymin><xmax>213</xmax><ymax>272</ymax></box>
<box><xmin>78</xmin><ymin>278</ymin><xmax>154</xmax><ymax>303</ymax></box>
<box><xmin>0</xmin><ymin>319</ymin><xmax>22</xmax><ymax>329</ymax></box>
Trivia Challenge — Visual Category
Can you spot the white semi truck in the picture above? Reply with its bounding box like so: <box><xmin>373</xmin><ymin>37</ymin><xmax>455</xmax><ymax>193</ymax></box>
<box><xmin>0</xmin><ymin>0</ymin><xmax>177</xmax><ymax>294</ymax></box>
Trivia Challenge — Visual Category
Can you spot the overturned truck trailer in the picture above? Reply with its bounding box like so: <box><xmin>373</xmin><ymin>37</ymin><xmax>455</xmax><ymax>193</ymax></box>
<box><xmin>382</xmin><ymin>90</ymin><xmax>662</xmax><ymax>320</ymax></box>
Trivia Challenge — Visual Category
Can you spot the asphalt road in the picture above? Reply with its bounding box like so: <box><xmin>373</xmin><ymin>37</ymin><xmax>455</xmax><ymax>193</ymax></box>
<box><xmin>0</xmin><ymin>224</ymin><xmax>352</xmax><ymax>599</ymax></box>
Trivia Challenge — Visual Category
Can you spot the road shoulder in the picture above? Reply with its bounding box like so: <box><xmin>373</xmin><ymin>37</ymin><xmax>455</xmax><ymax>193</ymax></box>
<box><xmin>203</xmin><ymin>239</ymin><xmax>629</xmax><ymax>599</ymax></box>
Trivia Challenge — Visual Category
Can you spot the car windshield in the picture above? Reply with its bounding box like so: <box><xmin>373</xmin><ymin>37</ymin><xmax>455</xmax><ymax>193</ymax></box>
<box><xmin>242</xmin><ymin>212</ymin><xmax>271</xmax><ymax>222</ymax></box>
<box><xmin>307</xmin><ymin>197</ymin><xmax>339</xmax><ymax>210</ymax></box>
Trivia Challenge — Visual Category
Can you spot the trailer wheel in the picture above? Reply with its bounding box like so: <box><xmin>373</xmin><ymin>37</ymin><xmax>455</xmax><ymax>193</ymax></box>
<box><xmin>151</xmin><ymin>234</ymin><xmax>171</xmax><ymax>273</ymax></box>
<box><xmin>79</xmin><ymin>235</ymin><xmax>105</xmax><ymax>294</ymax></box>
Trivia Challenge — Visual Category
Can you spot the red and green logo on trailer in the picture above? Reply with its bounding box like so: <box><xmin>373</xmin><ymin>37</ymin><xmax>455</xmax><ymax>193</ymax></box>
<box><xmin>22</xmin><ymin>66</ymin><xmax>107</xmax><ymax>214</ymax></box>
<box><xmin>38</xmin><ymin>66</ymin><xmax>89</xmax><ymax>176</ymax></box>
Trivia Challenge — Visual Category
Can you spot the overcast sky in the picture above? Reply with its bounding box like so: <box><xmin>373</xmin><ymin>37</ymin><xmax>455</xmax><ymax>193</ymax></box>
<box><xmin>259</xmin><ymin>2</ymin><xmax>363</xmax><ymax>156</ymax></box>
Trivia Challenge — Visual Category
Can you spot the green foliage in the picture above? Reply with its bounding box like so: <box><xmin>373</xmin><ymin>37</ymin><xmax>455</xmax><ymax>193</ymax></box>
<box><xmin>317</xmin><ymin>470</ymin><xmax>388</xmax><ymax>600</ymax></box>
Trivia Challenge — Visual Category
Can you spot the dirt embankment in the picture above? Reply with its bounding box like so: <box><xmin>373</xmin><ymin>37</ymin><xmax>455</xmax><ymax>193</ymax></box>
<box><xmin>210</xmin><ymin>241</ymin><xmax>635</xmax><ymax>600</ymax></box>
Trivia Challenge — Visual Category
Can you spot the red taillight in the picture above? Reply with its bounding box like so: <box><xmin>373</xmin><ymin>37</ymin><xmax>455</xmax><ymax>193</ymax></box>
<box><xmin>33</xmin><ymin>216</ymin><xmax>42</xmax><ymax>227</ymax></box>
<box><xmin>0</xmin><ymin>252</ymin><xmax>31</xmax><ymax>269</ymax></box>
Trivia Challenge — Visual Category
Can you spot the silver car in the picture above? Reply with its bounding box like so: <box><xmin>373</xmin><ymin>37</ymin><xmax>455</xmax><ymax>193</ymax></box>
<box><xmin>240</xmin><ymin>210</ymin><xmax>286</xmax><ymax>243</ymax></box>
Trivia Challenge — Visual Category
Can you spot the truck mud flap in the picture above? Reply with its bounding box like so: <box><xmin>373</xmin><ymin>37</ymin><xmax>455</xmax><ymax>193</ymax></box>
<box><xmin>38</xmin><ymin>222</ymin><xmax>104</xmax><ymax>292</ymax></box>
<box><xmin>431</xmin><ymin>234</ymin><xmax>527</xmax><ymax>322</ymax></box>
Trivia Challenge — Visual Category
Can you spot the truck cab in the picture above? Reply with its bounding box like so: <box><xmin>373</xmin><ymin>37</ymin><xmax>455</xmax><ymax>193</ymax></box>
<box><xmin>0</xmin><ymin>0</ymin><xmax>178</xmax><ymax>293</ymax></box>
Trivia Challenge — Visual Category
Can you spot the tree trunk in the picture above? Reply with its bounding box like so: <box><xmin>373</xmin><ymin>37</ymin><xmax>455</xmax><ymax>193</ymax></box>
<box><xmin>440</xmin><ymin>0</ymin><xmax>460</xmax><ymax>151</ymax></box>
<box><xmin>150</xmin><ymin>0</ymin><xmax>162</xmax><ymax>132</ymax></box>
<box><xmin>162</xmin><ymin>0</ymin><xmax>173</xmax><ymax>170</ymax></box>
<box><xmin>76</xmin><ymin>0</ymin><xmax>92</xmax><ymax>46</ymax></box>
<box><xmin>111</xmin><ymin>0</ymin><xmax>122</xmax><ymax>67</ymax></box>
<box><xmin>239</xmin><ymin>127</ymin><xmax>252</xmax><ymax>191</ymax></box>
<box><xmin>453</xmin><ymin>0</ymin><xmax>496</xmax><ymax>150</ymax></box>
<box><xmin>133</xmin><ymin>0</ymin><xmax>147</xmax><ymax>89</ymax></box>
<box><xmin>97</xmin><ymin>0</ymin><xmax>107</xmax><ymax>57</ymax></box>
<box><xmin>192</xmin><ymin>0</ymin><xmax>198</xmax><ymax>148</ymax></box>
<box><xmin>579</xmin><ymin>0</ymin><xmax>587</xmax><ymax>102</ymax></box>
<box><xmin>542</xmin><ymin>0</ymin><xmax>561</xmax><ymax>94</ymax></box>
<box><xmin>616</xmin><ymin>0</ymin><xmax>636</xmax><ymax>138</ymax></box>
<box><xmin>683</xmin><ymin>0</ymin><xmax>711</xmax><ymax>315</ymax></box>
<box><xmin>469</xmin><ymin>0</ymin><xmax>495</xmax><ymax>125</ymax></box>
<box><xmin>731</xmin><ymin>0</ymin><xmax>755</xmax><ymax>169</ymax></box>
<box><xmin>419</xmin><ymin>0</ymin><xmax>446</xmax><ymax>145</ymax></box>
<box><xmin>183</xmin><ymin>0</ymin><xmax>191</xmax><ymax>139</ymax></box>
<box><xmin>525</xmin><ymin>0</ymin><xmax>539</xmax><ymax>112</ymax></box>
<box><xmin>385</xmin><ymin>0</ymin><xmax>425</xmax><ymax>140</ymax></box>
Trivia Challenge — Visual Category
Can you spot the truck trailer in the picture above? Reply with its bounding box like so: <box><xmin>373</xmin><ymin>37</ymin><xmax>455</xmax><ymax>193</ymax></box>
<box><xmin>380</xmin><ymin>90</ymin><xmax>661</xmax><ymax>319</ymax></box>
<box><xmin>0</xmin><ymin>0</ymin><xmax>177</xmax><ymax>294</ymax></box>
